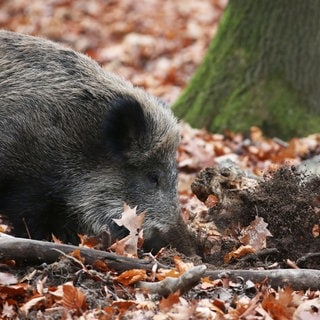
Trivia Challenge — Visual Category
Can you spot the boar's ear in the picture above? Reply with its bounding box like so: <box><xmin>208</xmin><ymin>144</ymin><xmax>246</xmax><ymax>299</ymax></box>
<box><xmin>103</xmin><ymin>95</ymin><xmax>147</xmax><ymax>159</ymax></box>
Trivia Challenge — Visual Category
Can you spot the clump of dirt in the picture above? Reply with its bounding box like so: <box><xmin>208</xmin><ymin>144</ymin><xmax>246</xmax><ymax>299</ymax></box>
<box><xmin>192</xmin><ymin>165</ymin><xmax>320</xmax><ymax>268</ymax></box>
<box><xmin>238</xmin><ymin>168</ymin><xmax>320</xmax><ymax>260</ymax></box>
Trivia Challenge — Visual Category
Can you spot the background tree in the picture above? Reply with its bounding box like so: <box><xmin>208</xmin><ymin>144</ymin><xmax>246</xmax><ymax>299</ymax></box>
<box><xmin>172</xmin><ymin>0</ymin><xmax>320</xmax><ymax>139</ymax></box>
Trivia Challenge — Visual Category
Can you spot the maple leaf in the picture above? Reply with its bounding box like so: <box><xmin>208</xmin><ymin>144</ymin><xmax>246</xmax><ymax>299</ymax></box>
<box><xmin>111</xmin><ymin>204</ymin><xmax>145</xmax><ymax>256</ymax></box>
<box><xmin>240</xmin><ymin>216</ymin><xmax>273</xmax><ymax>251</ymax></box>
<box><xmin>2</xmin><ymin>302</ymin><xmax>16</xmax><ymax>318</ymax></box>
<box><xmin>113</xmin><ymin>203</ymin><xmax>145</xmax><ymax>235</ymax></box>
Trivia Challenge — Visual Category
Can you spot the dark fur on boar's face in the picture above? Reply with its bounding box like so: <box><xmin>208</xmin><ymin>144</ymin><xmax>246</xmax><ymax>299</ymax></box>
<box><xmin>0</xmin><ymin>30</ymin><xmax>196</xmax><ymax>255</ymax></box>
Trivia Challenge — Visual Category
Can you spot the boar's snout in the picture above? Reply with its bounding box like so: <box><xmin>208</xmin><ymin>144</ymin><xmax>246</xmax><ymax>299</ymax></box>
<box><xmin>142</xmin><ymin>207</ymin><xmax>196</xmax><ymax>256</ymax></box>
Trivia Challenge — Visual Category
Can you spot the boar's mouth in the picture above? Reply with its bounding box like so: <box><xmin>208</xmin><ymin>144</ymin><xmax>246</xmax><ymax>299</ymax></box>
<box><xmin>142</xmin><ymin>224</ymin><xmax>196</xmax><ymax>256</ymax></box>
<box><xmin>140</xmin><ymin>206</ymin><xmax>197</xmax><ymax>255</ymax></box>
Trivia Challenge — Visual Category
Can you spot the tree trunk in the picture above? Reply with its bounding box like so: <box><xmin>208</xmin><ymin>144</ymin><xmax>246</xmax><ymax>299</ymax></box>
<box><xmin>172</xmin><ymin>0</ymin><xmax>320</xmax><ymax>139</ymax></box>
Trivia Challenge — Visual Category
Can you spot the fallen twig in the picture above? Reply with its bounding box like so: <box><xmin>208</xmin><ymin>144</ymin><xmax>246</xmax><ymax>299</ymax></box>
<box><xmin>206</xmin><ymin>269</ymin><xmax>320</xmax><ymax>290</ymax></box>
<box><xmin>0</xmin><ymin>234</ymin><xmax>168</xmax><ymax>272</ymax></box>
<box><xmin>136</xmin><ymin>265</ymin><xmax>207</xmax><ymax>297</ymax></box>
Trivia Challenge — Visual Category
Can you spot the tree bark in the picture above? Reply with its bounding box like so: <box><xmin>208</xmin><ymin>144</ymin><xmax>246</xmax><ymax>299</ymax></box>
<box><xmin>173</xmin><ymin>0</ymin><xmax>320</xmax><ymax>139</ymax></box>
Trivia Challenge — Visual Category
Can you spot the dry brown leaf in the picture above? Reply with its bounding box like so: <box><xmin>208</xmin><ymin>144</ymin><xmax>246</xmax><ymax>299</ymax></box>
<box><xmin>1</xmin><ymin>302</ymin><xmax>16</xmax><ymax>318</ymax></box>
<box><xmin>224</xmin><ymin>245</ymin><xmax>256</xmax><ymax>264</ymax></box>
<box><xmin>112</xmin><ymin>300</ymin><xmax>138</xmax><ymax>314</ymax></box>
<box><xmin>212</xmin><ymin>298</ymin><xmax>227</xmax><ymax>313</ymax></box>
<box><xmin>111</xmin><ymin>204</ymin><xmax>145</xmax><ymax>256</ymax></box>
<box><xmin>0</xmin><ymin>283</ymin><xmax>28</xmax><ymax>298</ymax></box>
<box><xmin>20</xmin><ymin>296</ymin><xmax>46</xmax><ymax>314</ymax></box>
<box><xmin>156</xmin><ymin>268</ymin><xmax>180</xmax><ymax>281</ymax></box>
<box><xmin>114</xmin><ymin>269</ymin><xmax>147</xmax><ymax>286</ymax></box>
<box><xmin>62</xmin><ymin>284</ymin><xmax>87</xmax><ymax>314</ymax></box>
<box><xmin>240</xmin><ymin>216</ymin><xmax>273</xmax><ymax>250</ymax></box>
<box><xmin>174</xmin><ymin>256</ymin><xmax>194</xmax><ymax>274</ymax></box>
<box><xmin>0</xmin><ymin>224</ymin><xmax>10</xmax><ymax>233</ymax></box>
<box><xmin>109</xmin><ymin>238</ymin><xmax>126</xmax><ymax>255</ymax></box>
<box><xmin>36</xmin><ymin>276</ymin><xmax>47</xmax><ymax>295</ymax></box>
<box><xmin>312</xmin><ymin>224</ymin><xmax>320</xmax><ymax>237</ymax></box>
<box><xmin>0</xmin><ymin>259</ymin><xmax>16</xmax><ymax>268</ymax></box>
<box><xmin>113</xmin><ymin>204</ymin><xmax>145</xmax><ymax>236</ymax></box>
<box><xmin>261</xmin><ymin>292</ymin><xmax>292</xmax><ymax>320</ymax></box>
<box><xmin>51</xmin><ymin>234</ymin><xmax>62</xmax><ymax>244</ymax></box>
<box><xmin>93</xmin><ymin>260</ymin><xmax>110</xmax><ymax>272</ymax></box>
<box><xmin>278</xmin><ymin>287</ymin><xmax>294</xmax><ymax>308</ymax></box>
<box><xmin>199</xmin><ymin>276</ymin><xmax>221</xmax><ymax>290</ymax></box>
<box><xmin>78</xmin><ymin>234</ymin><xmax>102</xmax><ymax>248</ymax></box>
<box><xmin>109</xmin><ymin>230</ymin><xmax>143</xmax><ymax>257</ymax></box>
<box><xmin>69</xmin><ymin>248</ymin><xmax>85</xmax><ymax>264</ymax></box>
<box><xmin>204</xmin><ymin>194</ymin><xmax>219</xmax><ymax>208</ymax></box>
<box><xmin>49</xmin><ymin>285</ymin><xmax>64</xmax><ymax>299</ymax></box>
<box><xmin>159</xmin><ymin>291</ymin><xmax>180</xmax><ymax>312</ymax></box>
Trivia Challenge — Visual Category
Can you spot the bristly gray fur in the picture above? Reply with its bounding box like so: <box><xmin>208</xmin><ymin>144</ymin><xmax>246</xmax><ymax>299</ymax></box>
<box><xmin>0</xmin><ymin>30</ymin><xmax>195</xmax><ymax>255</ymax></box>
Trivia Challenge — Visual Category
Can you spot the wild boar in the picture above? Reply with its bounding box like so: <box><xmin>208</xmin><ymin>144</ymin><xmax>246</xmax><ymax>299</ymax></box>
<box><xmin>0</xmin><ymin>30</ymin><xmax>195</xmax><ymax>255</ymax></box>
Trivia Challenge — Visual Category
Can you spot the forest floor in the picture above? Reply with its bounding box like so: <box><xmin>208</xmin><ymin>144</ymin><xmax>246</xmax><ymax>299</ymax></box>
<box><xmin>1</xmin><ymin>1</ymin><xmax>320</xmax><ymax>319</ymax></box>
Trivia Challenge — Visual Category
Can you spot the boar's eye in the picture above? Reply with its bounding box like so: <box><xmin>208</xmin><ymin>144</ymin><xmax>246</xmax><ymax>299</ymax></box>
<box><xmin>148</xmin><ymin>172</ymin><xmax>161</xmax><ymax>187</ymax></box>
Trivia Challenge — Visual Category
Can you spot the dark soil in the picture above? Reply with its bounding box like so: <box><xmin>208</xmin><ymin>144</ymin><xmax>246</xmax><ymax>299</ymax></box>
<box><xmin>192</xmin><ymin>166</ymin><xmax>320</xmax><ymax>269</ymax></box>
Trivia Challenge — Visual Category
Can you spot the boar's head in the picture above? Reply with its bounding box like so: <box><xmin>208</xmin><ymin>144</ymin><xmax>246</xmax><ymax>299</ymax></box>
<box><xmin>67</xmin><ymin>92</ymin><xmax>196</xmax><ymax>255</ymax></box>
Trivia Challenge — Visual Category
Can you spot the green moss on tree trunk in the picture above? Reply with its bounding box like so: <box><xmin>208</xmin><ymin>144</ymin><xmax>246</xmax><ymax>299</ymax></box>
<box><xmin>172</xmin><ymin>0</ymin><xmax>320</xmax><ymax>139</ymax></box>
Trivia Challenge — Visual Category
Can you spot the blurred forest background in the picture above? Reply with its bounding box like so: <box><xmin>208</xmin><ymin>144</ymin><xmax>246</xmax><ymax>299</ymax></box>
<box><xmin>0</xmin><ymin>0</ymin><xmax>227</xmax><ymax>103</ymax></box>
